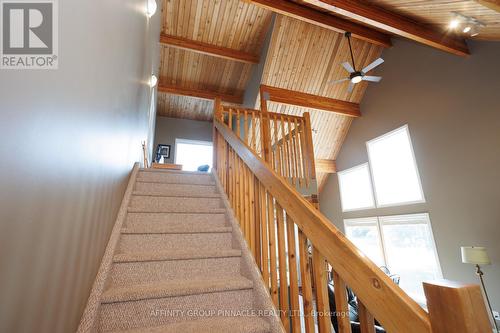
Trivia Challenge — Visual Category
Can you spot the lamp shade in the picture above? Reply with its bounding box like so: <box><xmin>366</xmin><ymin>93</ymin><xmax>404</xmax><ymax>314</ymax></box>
<box><xmin>461</xmin><ymin>246</ymin><xmax>491</xmax><ymax>265</ymax></box>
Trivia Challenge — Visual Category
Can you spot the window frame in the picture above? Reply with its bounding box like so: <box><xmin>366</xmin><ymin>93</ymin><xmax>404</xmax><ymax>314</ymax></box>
<box><xmin>366</xmin><ymin>124</ymin><xmax>426</xmax><ymax>208</ymax></box>
<box><xmin>344</xmin><ymin>213</ymin><xmax>443</xmax><ymax>302</ymax></box>
<box><xmin>337</xmin><ymin>162</ymin><xmax>377</xmax><ymax>212</ymax></box>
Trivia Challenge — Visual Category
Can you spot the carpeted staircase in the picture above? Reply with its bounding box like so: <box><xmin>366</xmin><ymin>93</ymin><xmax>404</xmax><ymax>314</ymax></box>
<box><xmin>81</xmin><ymin>167</ymin><xmax>283</xmax><ymax>333</ymax></box>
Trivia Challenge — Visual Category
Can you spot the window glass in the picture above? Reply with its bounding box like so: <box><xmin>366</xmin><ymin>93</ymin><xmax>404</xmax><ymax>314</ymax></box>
<box><xmin>338</xmin><ymin>164</ymin><xmax>375</xmax><ymax>211</ymax></box>
<box><xmin>175</xmin><ymin>140</ymin><xmax>213</xmax><ymax>172</ymax></box>
<box><xmin>367</xmin><ymin>126</ymin><xmax>424</xmax><ymax>206</ymax></box>
<box><xmin>345</xmin><ymin>217</ymin><xmax>385</xmax><ymax>267</ymax></box>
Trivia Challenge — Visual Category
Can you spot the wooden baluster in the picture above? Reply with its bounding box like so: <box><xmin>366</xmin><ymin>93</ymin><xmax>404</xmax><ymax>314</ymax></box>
<box><xmin>358</xmin><ymin>301</ymin><xmax>376</xmax><ymax>333</ymax></box>
<box><xmin>298</xmin><ymin>231</ymin><xmax>315</xmax><ymax>333</ymax></box>
<box><xmin>212</xmin><ymin>98</ymin><xmax>222</xmax><ymax>171</ymax></box>
<box><xmin>244</xmin><ymin>110</ymin><xmax>249</xmax><ymax>147</ymax></box>
<box><xmin>333</xmin><ymin>271</ymin><xmax>352</xmax><ymax>333</ymax></box>
<box><xmin>293</xmin><ymin>118</ymin><xmax>303</xmax><ymax>187</ymax></box>
<box><xmin>228</xmin><ymin>108</ymin><xmax>233</xmax><ymax>130</ymax></box>
<box><xmin>253</xmin><ymin>176</ymin><xmax>261</xmax><ymax>268</ymax></box>
<box><xmin>298</xmin><ymin>118</ymin><xmax>310</xmax><ymax>188</ymax></box>
<box><xmin>249</xmin><ymin>168</ymin><xmax>256</xmax><ymax>255</ymax></box>
<box><xmin>251</xmin><ymin>113</ymin><xmax>257</xmax><ymax>151</ymax></box>
<box><xmin>260</xmin><ymin>86</ymin><xmax>272</xmax><ymax>163</ymax></box>
<box><xmin>288</xmin><ymin>118</ymin><xmax>298</xmax><ymax>186</ymax></box>
<box><xmin>258</xmin><ymin>111</ymin><xmax>264</xmax><ymax>157</ymax></box>
<box><xmin>279</xmin><ymin>116</ymin><xmax>290</xmax><ymax>180</ymax></box>
<box><xmin>312</xmin><ymin>247</ymin><xmax>331</xmax><ymax>333</ymax></box>
<box><xmin>236</xmin><ymin>109</ymin><xmax>241</xmax><ymax>141</ymax></box>
<box><xmin>286</xmin><ymin>214</ymin><xmax>301</xmax><ymax>333</ymax></box>
<box><xmin>267</xmin><ymin>194</ymin><xmax>279</xmax><ymax>307</ymax></box>
<box><xmin>237</xmin><ymin>155</ymin><xmax>243</xmax><ymax>225</ymax></box>
<box><xmin>243</xmin><ymin>164</ymin><xmax>250</xmax><ymax>245</ymax></box>
<box><xmin>275</xmin><ymin>202</ymin><xmax>290</xmax><ymax>331</ymax></box>
<box><xmin>273</xmin><ymin>115</ymin><xmax>283</xmax><ymax>177</ymax></box>
<box><xmin>260</xmin><ymin>184</ymin><xmax>270</xmax><ymax>288</ymax></box>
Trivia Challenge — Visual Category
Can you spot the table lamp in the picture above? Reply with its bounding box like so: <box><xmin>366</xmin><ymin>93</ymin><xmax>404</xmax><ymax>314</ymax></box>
<box><xmin>461</xmin><ymin>246</ymin><xmax>498</xmax><ymax>333</ymax></box>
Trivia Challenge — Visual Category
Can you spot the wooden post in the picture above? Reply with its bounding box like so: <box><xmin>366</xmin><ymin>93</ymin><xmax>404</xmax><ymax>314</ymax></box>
<box><xmin>259</xmin><ymin>86</ymin><xmax>272</xmax><ymax>164</ymax></box>
<box><xmin>423</xmin><ymin>280</ymin><xmax>492</xmax><ymax>333</ymax></box>
<box><xmin>302</xmin><ymin>112</ymin><xmax>316</xmax><ymax>182</ymax></box>
<box><xmin>212</xmin><ymin>98</ymin><xmax>222</xmax><ymax>171</ymax></box>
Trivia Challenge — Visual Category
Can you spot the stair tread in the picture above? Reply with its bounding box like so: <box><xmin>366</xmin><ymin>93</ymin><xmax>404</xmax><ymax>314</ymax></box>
<box><xmin>115</xmin><ymin>316</ymin><xmax>270</xmax><ymax>333</ymax></box>
<box><xmin>140</xmin><ymin>168</ymin><xmax>212</xmax><ymax>176</ymax></box>
<box><xmin>102</xmin><ymin>277</ymin><xmax>253</xmax><ymax>304</ymax></box>
<box><xmin>127</xmin><ymin>208</ymin><xmax>226</xmax><ymax>214</ymax></box>
<box><xmin>113</xmin><ymin>249</ymin><xmax>242</xmax><ymax>263</ymax></box>
<box><xmin>132</xmin><ymin>192</ymin><xmax>221</xmax><ymax>198</ymax></box>
<box><xmin>136</xmin><ymin>179</ymin><xmax>215</xmax><ymax>185</ymax></box>
<box><xmin>121</xmin><ymin>226</ymin><xmax>232</xmax><ymax>234</ymax></box>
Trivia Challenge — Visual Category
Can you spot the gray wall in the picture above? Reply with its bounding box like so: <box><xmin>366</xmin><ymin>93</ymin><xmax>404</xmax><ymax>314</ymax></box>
<box><xmin>153</xmin><ymin>116</ymin><xmax>213</xmax><ymax>164</ymax></box>
<box><xmin>320</xmin><ymin>39</ymin><xmax>500</xmax><ymax>314</ymax></box>
<box><xmin>0</xmin><ymin>0</ymin><xmax>161</xmax><ymax>332</ymax></box>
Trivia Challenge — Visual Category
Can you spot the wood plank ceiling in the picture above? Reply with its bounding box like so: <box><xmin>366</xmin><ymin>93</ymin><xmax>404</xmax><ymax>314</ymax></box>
<box><xmin>260</xmin><ymin>15</ymin><xmax>383</xmax><ymax>190</ymax></box>
<box><xmin>157</xmin><ymin>0</ymin><xmax>272</xmax><ymax>121</ymax></box>
<box><xmin>295</xmin><ymin>0</ymin><xmax>500</xmax><ymax>40</ymax></box>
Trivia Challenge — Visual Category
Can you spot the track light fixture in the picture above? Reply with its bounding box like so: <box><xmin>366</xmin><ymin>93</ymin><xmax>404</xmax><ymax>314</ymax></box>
<box><xmin>449</xmin><ymin>12</ymin><xmax>485</xmax><ymax>37</ymax></box>
<box><xmin>146</xmin><ymin>0</ymin><xmax>157</xmax><ymax>18</ymax></box>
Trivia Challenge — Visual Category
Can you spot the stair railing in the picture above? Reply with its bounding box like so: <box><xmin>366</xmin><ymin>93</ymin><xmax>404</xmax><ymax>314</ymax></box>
<box><xmin>212</xmin><ymin>104</ymin><xmax>492</xmax><ymax>333</ymax></box>
<box><xmin>214</xmin><ymin>98</ymin><xmax>318</xmax><ymax>196</ymax></box>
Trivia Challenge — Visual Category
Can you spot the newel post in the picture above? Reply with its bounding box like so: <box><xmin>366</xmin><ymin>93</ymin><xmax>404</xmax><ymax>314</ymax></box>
<box><xmin>423</xmin><ymin>280</ymin><xmax>492</xmax><ymax>333</ymax></box>
<box><xmin>259</xmin><ymin>85</ymin><xmax>272</xmax><ymax>164</ymax></box>
<box><xmin>212</xmin><ymin>98</ymin><xmax>222</xmax><ymax>171</ymax></box>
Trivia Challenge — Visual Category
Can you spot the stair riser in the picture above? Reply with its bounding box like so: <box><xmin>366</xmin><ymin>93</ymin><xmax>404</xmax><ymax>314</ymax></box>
<box><xmin>125</xmin><ymin>213</ymin><xmax>227</xmax><ymax>229</ymax></box>
<box><xmin>134</xmin><ymin>182</ymin><xmax>218</xmax><ymax>197</ymax></box>
<box><xmin>98</xmin><ymin>289</ymin><xmax>254</xmax><ymax>331</ymax></box>
<box><xmin>109</xmin><ymin>257</ymin><xmax>241</xmax><ymax>287</ymax></box>
<box><xmin>118</xmin><ymin>233</ymin><xmax>232</xmax><ymax>253</ymax></box>
<box><xmin>129</xmin><ymin>196</ymin><xmax>222</xmax><ymax>213</ymax></box>
<box><xmin>137</xmin><ymin>172</ymin><xmax>214</xmax><ymax>185</ymax></box>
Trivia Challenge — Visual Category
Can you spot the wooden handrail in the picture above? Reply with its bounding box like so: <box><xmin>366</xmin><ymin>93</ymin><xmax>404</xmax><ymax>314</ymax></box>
<box><xmin>215</xmin><ymin>120</ymin><xmax>430</xmax><ymax>332</ymax></box>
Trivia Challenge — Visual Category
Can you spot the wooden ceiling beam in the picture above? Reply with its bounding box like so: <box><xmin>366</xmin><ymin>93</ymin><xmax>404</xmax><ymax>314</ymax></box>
<box><xmin>316</xmin><ymin>159</ymin><xmax>337</xmax><ymax>173</ymax></box>
<box><xmin>313</xmin><ymin>0</ymin><xmax>469</xmax><ymax>56</ymax></box>
<box><xmin>244</xmin><ymin>0</ymin><xmax>392</xmax><ymax>47</ymax></box>
<box><xmin>261</xmin><ymin>85</ymin><xmax>361</xmax><ymax>117</ymax></box>
<box><xmin>158</xmin><ymin>81</ymin><xmax>243</xmax><ymax>104</ymax></box>
<box><xmin>160</xmin><ymin>34</ymin><xmax>260</xmax><ymax>64</ymax></box>
<box><xmin>475</xmin><ymin>0</ymin><xmax>500</xmax><ymax>12</ymax></box>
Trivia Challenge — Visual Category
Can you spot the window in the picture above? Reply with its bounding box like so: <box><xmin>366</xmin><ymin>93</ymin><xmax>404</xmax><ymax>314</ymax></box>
<box><xmin>174</xmin><ymin>139</ymin><xmax>213</xmax><ymax>172</ymax></box>
<box><xmin>338</xmin><ymin>163</ymin><xmax>375</xmax><ymax>212</ymax></box>
<box><xmin>344</xmin><ymin>214</ymin><xmax>442</xmax><ymax>303</ymax></box>
<box><xmin>367</xmin><ymin>125</ymin><xmax>425</xmax><ymax>207</ymax></box>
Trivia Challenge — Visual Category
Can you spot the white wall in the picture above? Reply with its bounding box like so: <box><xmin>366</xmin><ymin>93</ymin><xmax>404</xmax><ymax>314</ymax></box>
<box><xmin>0</xmin><ymin>0</ymin><xmax>161</xmax><ymax>332</ymax></box>
<box><xmin>153</xmin><ymin>116</ymin><xmax>213</xmax><ymax>164</ymax></box>
<box><xmin>320</xmin><ymin>39</ymin><xmax>500</xmax><ymax>317</ymax></box>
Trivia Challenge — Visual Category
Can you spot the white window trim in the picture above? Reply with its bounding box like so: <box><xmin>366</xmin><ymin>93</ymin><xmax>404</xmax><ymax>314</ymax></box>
<box><xmin>338</xmin><ymin>163</ymin><xmax>377</xmax><ymax>212</ymax></box>
<box><xmin>174</xmin><ymin>138</ymin><xmax>213</xmax><ymax>166</ymax></box>
<box><xmin>366</xmin><ymin>124</ymin><xmax>426</xmax><ymax>208</ymax></box>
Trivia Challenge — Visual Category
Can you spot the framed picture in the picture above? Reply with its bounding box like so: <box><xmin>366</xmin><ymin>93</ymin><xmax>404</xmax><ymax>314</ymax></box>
<box><xmin>155</xmin><ymin>144</ymin><xmax>171</xmax><ymax>162</ymax></box>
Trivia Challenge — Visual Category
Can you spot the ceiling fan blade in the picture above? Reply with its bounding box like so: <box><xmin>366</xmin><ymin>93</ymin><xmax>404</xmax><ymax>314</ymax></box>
<box><xmin>362</xmin><ymin>75</ymin><xmax>382</xmax><ymax>82</ymax></box>
<box><xmin>362</xmin><ymin>58</ymin><xmax>384</xmax><ymax>73</ymax></box>
<box><xmin>347</xmin><ymin>81</ymin><xmax>355</xmax><ymax>93</ymax></box>
<box><xmin>342</xmin><ymin>62</ymin><xmax>355</xmax><ymax>74</ymax></box>
<box><xmin>328</xmin><ymin>78</ymin><xmax>349</xmax><ymax>85</ymax></box>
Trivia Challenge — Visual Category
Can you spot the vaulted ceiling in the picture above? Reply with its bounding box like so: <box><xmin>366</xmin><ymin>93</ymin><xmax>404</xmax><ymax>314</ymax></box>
<box><xmin>156</xmin><ymin>0</ymin><xmax>500</xmax><ymax>190</ymax></box>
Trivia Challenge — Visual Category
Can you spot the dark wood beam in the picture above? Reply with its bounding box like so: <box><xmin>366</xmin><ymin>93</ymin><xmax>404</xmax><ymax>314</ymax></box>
<box><xmin>160</xmin><ymin>34</ymin><xmax>260</xmax><ymax>64</ymax></box>
<box><xmin>261</xmin><ymin>85</ymin><xmax>361</xmax><ymax>117</ymax></box>
<box><xmin>314</xmin><ymin>0</ymin><xmax>469</xmax><ymax>56</ymax></box>
<box><xmin>475</xmin><ymin>0</ymin><xmax>500</xmax><ymax>12</ymax></box>
<box><xmin>316</xmin><ymin>159</ymin><xmax>337</xmax><ymax>173</ymax></box>
<box><xmin>244</xmin><ymin>0</ymin><xmax>392</xmax><ymax>47</ymax></box>
<box><xmin>158</xmin><ymin>81</ymin><xmax>243</xmax><ymax>104</ymax></box>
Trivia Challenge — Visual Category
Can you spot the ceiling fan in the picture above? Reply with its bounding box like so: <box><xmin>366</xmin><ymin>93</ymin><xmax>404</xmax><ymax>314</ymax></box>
<box><xmin>329</xmin><ymin>32</ymin><xmax>384</xmax><ymax>93</ymax></box>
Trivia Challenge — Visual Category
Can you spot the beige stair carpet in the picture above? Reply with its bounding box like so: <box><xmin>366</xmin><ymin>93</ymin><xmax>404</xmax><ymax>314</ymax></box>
<box><xmin>83</xmin><ymin>168</ymin><xmax>283</xmax><ymax>333</ymax></box>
